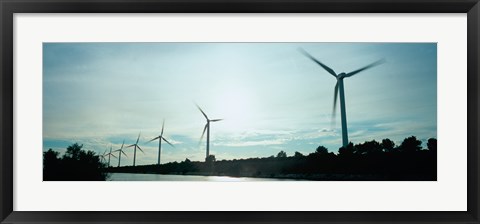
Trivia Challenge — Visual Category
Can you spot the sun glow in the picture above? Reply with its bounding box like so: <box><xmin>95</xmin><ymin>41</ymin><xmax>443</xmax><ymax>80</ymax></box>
<box><xmin>212</xmin><ymin>85</ymin><xmax>256</xmax><ymax>134</ymax></box>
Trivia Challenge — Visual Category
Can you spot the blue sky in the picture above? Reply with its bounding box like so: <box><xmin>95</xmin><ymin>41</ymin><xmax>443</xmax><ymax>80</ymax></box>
<box><xmin>43</xmin><ymin>43</ymin><xmax>437</xmax><ymax>165</ymax></box>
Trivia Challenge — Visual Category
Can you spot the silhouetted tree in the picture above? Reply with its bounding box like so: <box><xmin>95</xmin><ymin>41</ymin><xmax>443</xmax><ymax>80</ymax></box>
<box><xmin>315</xmin><ymin>146</ymin><xmax>329</xmax><ymax>155</ymax></box>
<box><xmin>277</xmin><ymin>150</ymin><xmax>287</xmax><ymax>158</ymax></box>
<box><xmin>64</xmin><ymin>143</ymin><xmax>83</xmax><ymax>159</ymax></box>
<box><xmin>356</xmin><ymin>140</ymin><xmax>382</xmax><ymax>155</ymax></box>
<box><xmin>43</xmin><ymin>143</ymin><xmax>109</xmax><ymax>181</ymax></box>
<box><xmin>399</xmin><ymin>136</ymin><xmax>422</xmax><ymax>152</ymax></box>
<box><xmin>381</xmin><ymin>138</ymin><xmax>395</xmax><ymax>152</ymax></box>
<box><xmin>427</xmin><ymin>138</ymin><xmax>437</xmax><ymax>152</ymax></box>
<box><xmin>294</xmin><ymin>151</ymin><xmax>304</xmax><ymax>158</ymax></box>
<box><xmin>43</xmin><ymin>148</ymin><xmax>59</xmax><ymax>168</ymax></box>
<box><xmin>43</xmin><ymin>149</ymin><xmax>60</xmax><ymax>180</ymax></box>
<box><xmin>179</xmin><ymin>158</ymin><xmax>195</xmax><ymax>174</ymax></box>
<box><xmin>338</xmin><ymin>142</ymin><xmax>355</xmax><ymax>156</ymax></box>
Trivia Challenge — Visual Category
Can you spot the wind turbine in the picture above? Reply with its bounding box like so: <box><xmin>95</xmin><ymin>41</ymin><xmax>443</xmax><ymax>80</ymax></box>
<box><xmin>196</xmin><ymin>104</ymin><xmax>222</xmax><ymax>161</ymax></box>
<box><xmin>113</xmin><ymin>140</ymin><xmax>128</xmax><ymax>167</ymax></box>
<box><xmin>99</xmin><ymin>149</ymin><xmax>107</xmax><ymax>163</ymax></box>
<box><xmin>148</xmin><ymin>119</ymin><xmax>174</xmax><ymax>165</ymax></box>
<box><xmin>104</xmin><ymin>145</ymin><xmax>117</xmax><ymax>167</ymax></box>
<box><xmin>126</xmin><ymin>133</ymin><xmax>144</xmax><ymax>166</ymax></box>
<box><xmin>300</xmin><ymin>48</ymin><xmax>385</xmax><ymax>147</ymax></box>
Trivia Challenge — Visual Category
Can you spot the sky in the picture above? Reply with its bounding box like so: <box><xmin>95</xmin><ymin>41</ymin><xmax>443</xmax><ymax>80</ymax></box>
<box><xmin>43</xmin><ymin>43</ymin><xmax>437</xmax><ymax>165</ymax></box>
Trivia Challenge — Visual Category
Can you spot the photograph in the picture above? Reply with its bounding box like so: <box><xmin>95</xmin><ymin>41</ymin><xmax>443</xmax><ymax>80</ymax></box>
<box><xmin>42</xmin><ymin>42</ymin><xmax>437</xmax><ymax>181</ymax></box>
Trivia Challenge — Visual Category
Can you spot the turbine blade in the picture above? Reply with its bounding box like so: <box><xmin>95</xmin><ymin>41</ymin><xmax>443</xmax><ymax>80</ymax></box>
<box><xmin>109</xmin><ymin>153</ymin><xmax>117</xmax><ymax>158</ymax></box>
<box><xmin>126</xmin><ymin>144</ymin><xmax>135</xmax><ymax>148</ymax></box>
<box><xmin>331</xmin><ymin>81</ymin><xmax>339</xmax><ymax>128</ymax></box>
<box><xmin>199</xmin><ymin>124</ymin><xmax>208</xmax><ymax>144</ymax></box>
<box><xmin>136</xmin><ymin>133</ymin><xmax>141</xmax><ymax>144</ymax></box>
<box><xmin>121</xmin><ymin>150</ymin><xmax>128</xmax><ymax>157</ymax></box>
<box><xmin>299</xmin><ymin>48</ymin><xmax>337</xmax><ymax>78</ymax></box>
<box><xmin>196</xmin><ymin>104</ymin><xmax>209</xmax><ymax>120</ymax></box>
<box><xmin>137</xmin><ymin>145</ymin><xmax>144</xmax><ymax>154</ymax></box>
<box><xmin>161</xmin><ymin>119</ymin><xmax>165</xmax><ymax>136</ymax></box>
<box><xmin>345</xmin><ymin>58</ymin><xmax>386</xmax><ymax>77</ymax></box>
<box><xmin>148</xmin><ymin>136</ymin><xmax>160</xmax><ymax>143</ymax></box>
<box><xmin>210</xmin><ymin>119</ymin><xmax>223</xmax><ymax>122</ymax></box>
<box><xmin>121</xmin><ymin>140</ymin><xmax>124</xmax><ymax>149</ymax></box>
<box><xmin>162</xmin><ymin>137</ymin><xmax>175</xmax><ymax>147</ymax></box>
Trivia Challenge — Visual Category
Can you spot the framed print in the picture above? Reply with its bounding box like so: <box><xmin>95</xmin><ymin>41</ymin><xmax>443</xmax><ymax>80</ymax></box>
<box><xmin>1</xmin><ymin>0</ymin><xmax>479</xmax><ymax>223</ymax></box>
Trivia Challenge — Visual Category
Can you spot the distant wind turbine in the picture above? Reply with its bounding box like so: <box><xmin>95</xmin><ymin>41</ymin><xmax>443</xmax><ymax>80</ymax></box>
<box><xmin>104</xmin><ymin>145</ymin><xmax>117</xmax><ymax>167</ymax></box>
<box><xmin>113</xmin><ymin>140</ymin><xmax>128</xmax><ymax>167</ymax></box>
<box><xmin>126</xmin><ymin>133</ymin><xmax>144</xmax><ymax>166</ymax></box>
<box><xmin>196</xmin><ymin>104</ymin><xmax>222</xmax><ymax>161</ymax></box>
<box><xmin>300</xmin><ymin>48</ymin><xmax>385</xmax><ymax>147</ymax></box>
<box><xmin>148</xmin><ymin>119</ymin><xmax>174</xmax><ymax>165</ymax></box>
<box><xmin>99</xmin><ymin>149</ymin><xmax>108</xmax><ymax>163</ymax></box>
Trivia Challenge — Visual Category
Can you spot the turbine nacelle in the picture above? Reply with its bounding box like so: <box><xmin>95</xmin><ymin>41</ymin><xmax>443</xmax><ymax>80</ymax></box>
<box><xmin>337</xmin><ymin>73</ymin><xmax>347</xmax><ymax>79</ymax></box>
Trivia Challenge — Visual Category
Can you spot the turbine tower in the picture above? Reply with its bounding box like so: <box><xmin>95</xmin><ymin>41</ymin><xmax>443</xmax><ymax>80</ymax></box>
<box><xmin>196</xmin><ymin>104</ymin><xmax>222</xmax><ymax>161</ymax></box>
<box><xmin>113</xmin><ymin>140</ymin><xmax>128</xmax><ymax>167</ymax></box>
<box><xmin>148</xmin><ymin>119</ymin><xmax>174</xmax><ymax>165</ymax></box>
<box><xmin>300</xmin><ymin>48</ymin><xmax>385</xmax><ymax>147</ymax></box>
<box><xmin>126</xmin><ymin>133</ymin><xmax>144</xmax><ymax>166</ymax></box>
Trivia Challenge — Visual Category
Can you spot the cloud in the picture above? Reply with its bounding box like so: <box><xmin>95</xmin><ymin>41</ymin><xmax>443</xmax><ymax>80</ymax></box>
<box><xmin>215</xmin><ymin>139</ymin><xmax>286</xmax><ymax>147</ymax></box>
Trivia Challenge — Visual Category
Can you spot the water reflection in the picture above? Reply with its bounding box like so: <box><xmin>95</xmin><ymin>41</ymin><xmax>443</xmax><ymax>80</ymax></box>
<box><xmin>108</xmin><ymin>173</ymin><xmax>298</xmax><ymax>181</ymax></box>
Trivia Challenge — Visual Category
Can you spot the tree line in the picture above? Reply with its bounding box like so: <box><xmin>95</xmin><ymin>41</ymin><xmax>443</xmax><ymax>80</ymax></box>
<box><xmin>106</xmin><ymin>136</ymin><xmax>437</xmax><ymax>181</ymax></box>
<box><xmin>44</xmin><ymin>136</ymin><xmax>436</xmax><ymax>181</ymax></box>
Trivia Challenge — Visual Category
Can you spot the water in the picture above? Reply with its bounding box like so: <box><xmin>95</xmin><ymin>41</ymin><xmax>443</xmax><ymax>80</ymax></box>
<box><xmin>108</xmin><ymin>173</ymin><xmax>298</xmax><ymax>181</ymax></box>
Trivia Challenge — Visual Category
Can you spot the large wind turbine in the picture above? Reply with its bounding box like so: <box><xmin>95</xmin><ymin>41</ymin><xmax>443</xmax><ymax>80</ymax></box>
<box><xmin>113</xmin><ymin>140</ymin><xmax>128</xmax><ymax>167</ymax></box>
<box><xmin>300</xmin><ymin>49</ymin><xmax>385</xmax><ymax>147</ymax></box>
<box><xmin>148</xmin><ymin>120</ymin><xmax>174</xmax><ymax>165</ymax></box>
<box><xmin>126</xmin><ymin>133</ymin><xmax>144</xmax><ymax>166</ymax></box>
<box><xmin>196</xmin><ymin>104</ymin><xmax>222</xmax><ymax>161</ymax></box>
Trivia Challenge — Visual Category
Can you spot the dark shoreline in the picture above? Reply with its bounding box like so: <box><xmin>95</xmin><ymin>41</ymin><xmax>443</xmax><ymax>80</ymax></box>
<box><xmin>45</xmin><ymin>137</ymin><xmax>437</xmax><ymax>181</ymax></box>
<box><xmin>104</xmin><ymin>146</ymin><xmax>437</xmax><ymax>181</ymax></box>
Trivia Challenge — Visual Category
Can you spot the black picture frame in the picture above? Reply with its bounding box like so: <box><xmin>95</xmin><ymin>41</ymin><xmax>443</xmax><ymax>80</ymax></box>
<box><xmin>1</xmin><ymin>0</ymin><xmax>479</xmax><ymax>223</ymax></box>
